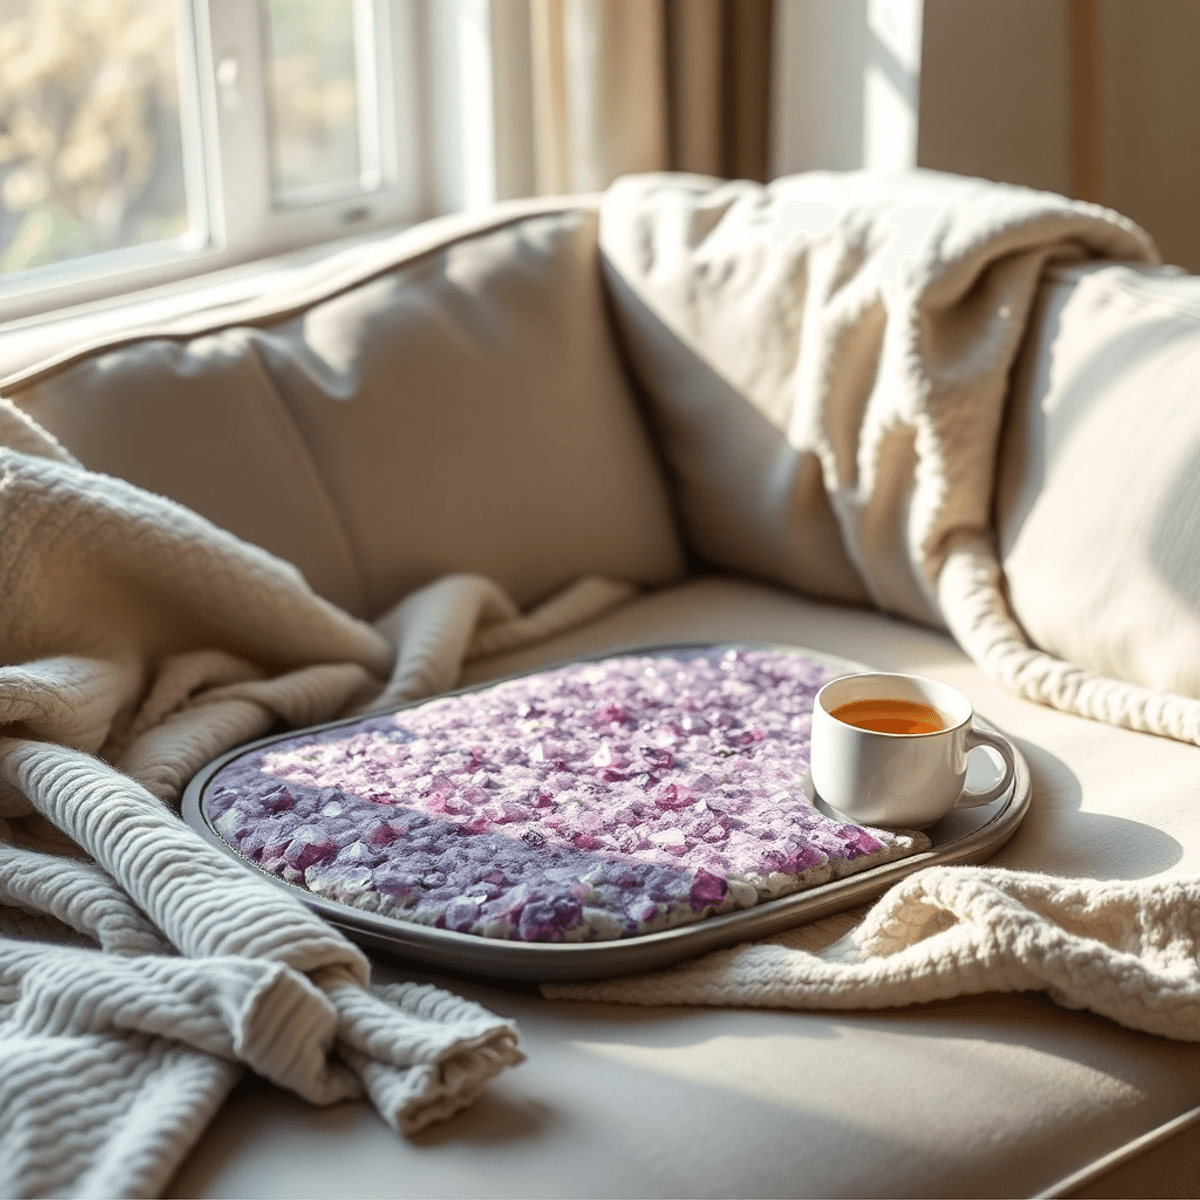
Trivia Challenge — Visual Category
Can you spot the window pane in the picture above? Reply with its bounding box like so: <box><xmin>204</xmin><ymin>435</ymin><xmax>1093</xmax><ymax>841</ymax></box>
<box><xmin>0</xmin><ymin>0</ymin><xmax>193</xmax><ymax>277</ymax></box>
<box><xmin>263</xmin><ymin>0</ymin><xmax>373</xmax><ymax>203</ymax></box>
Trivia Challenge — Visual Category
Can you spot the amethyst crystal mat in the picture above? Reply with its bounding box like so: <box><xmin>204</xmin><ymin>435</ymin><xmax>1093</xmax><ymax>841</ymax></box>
<box><xmin>205</xmin><ymin>647</ymin><xmax>929</xmax><ymax>942</ymax></box>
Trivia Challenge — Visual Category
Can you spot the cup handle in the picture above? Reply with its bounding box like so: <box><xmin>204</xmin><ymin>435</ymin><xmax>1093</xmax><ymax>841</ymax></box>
<box><xmin>956</xmin><ymin>725</ymin><xmax>1016</xmax><ymax>809</ymax></box>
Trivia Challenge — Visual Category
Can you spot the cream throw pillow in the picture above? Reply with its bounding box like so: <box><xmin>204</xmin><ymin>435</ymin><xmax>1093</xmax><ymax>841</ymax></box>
<box><xmin>997</xmin><ymin>262</ymin><xmax>1200</xmax><ymax>696</ymax></box>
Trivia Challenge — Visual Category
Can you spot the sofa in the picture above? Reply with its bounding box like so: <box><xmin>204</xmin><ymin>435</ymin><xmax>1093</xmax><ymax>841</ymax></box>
<box><xmin>6</xmin><ymin>171</ymin><xmax>1200</xmax><ymax>1198</ymax></box>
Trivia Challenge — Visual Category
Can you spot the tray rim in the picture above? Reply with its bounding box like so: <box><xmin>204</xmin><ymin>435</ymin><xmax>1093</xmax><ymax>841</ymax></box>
<box><xmin>180</xmin><ymin>641</ymin><xmax>1031</xmax><ymax>982</ymax></box>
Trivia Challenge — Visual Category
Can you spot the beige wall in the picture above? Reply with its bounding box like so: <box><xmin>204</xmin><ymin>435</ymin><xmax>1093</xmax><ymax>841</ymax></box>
<box><xmin>771</xmin><ymin>0</ymin><xmax>925</xmax><ymax>176</ymax></box>
<box><xmin>916</xmin><ymin>0</ymin><xmax>1200</xmax><ymax>273</ymax></box>
<box><xmin>1098</xmin><ymin>0</ymin><xmax>1200</xmax><ymax>273</ymax></box>
<box><xmin>917</xmin><ymin>0</ymin><xmax>1071</xmax><ymax>197</ymax></box>
<box><xmin>772</xmin><ymin>0</ymin><xmax>871</xmax><ymax>174</ymax></box>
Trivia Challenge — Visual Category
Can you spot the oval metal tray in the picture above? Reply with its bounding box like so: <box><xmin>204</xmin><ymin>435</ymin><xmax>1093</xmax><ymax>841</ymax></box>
<box><xmin>182</xmin><ymin>642</ymin><xmax>1031</xmax><ymax>982</ymax></box>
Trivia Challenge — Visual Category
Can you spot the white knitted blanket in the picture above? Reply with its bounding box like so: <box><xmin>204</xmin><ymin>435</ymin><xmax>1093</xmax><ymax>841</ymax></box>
<box><xmin>0</xmin><ymin>403</ymin><xmax>631</xmax><ymax>1199</ymax></box>
<box><xmin>542</xmin><ymin>174</ymin><xmax>1200</xmax><ymax>1029</ymax></box>
<box><xmin>545</xmin><ymin>867</ymin><xmax>1200</xmax><ymax>1040</ymax></box>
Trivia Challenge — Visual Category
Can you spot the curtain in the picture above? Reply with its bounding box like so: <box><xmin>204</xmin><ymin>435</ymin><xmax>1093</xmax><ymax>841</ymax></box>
<box><xmin>1067</xmin><ymin>0</ymin><xmax>1102</xmax><ymax>204</ymax></box>
<box><xmin>526</xmin><ymin>0</ymin><xmax>774</xmax><ymax>196</ymax></box>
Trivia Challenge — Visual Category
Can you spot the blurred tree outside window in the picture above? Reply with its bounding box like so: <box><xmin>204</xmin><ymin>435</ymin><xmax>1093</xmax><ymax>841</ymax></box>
<box><xmin>265</xmin><ymin>0</ymin><xmax>372</xmax><ymax>204</ymax></box>
<box><xmin>0</xmin><ymin>0</ymin><xmax>193</xmax><ymax>277</ymax></box>
<box><xmin>0</xmin><ymin>0</ymin><xmax>449</xmax><ymax>321</ymax></box>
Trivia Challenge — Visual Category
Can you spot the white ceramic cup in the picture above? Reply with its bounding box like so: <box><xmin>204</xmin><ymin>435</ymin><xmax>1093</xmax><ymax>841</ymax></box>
<box><xmin>810</xmin><ymin>672</ymin><xmax>1015</xmax><ymax>828</ymax></box>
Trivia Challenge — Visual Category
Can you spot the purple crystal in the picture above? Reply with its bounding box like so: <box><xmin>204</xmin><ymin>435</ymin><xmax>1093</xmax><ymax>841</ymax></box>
<box><xmin>206</xmin><ymin>647</ymin><xmax>925</xmax><ymax>943</ymax></box>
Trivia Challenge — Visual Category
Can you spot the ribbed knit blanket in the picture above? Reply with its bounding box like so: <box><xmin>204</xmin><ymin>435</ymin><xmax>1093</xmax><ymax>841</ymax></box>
<box><xmin>0</xmin><ymin>400</ymin><xmax>632</xmax><ymax>1199</ymax></box>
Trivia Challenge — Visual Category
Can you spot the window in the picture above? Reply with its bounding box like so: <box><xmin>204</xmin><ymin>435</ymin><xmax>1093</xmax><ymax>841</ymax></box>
<box><xmin>0</xmin><ymin>0</ymin><xmax>423</xmax><ymax>320</ymax></box>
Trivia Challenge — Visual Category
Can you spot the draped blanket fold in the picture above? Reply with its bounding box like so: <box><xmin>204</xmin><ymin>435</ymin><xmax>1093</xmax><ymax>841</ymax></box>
<box><xmin>545</xmin><ymin>866</ymin><xmax>1200</xmax><ymax>1042</ymax></box>
<box><xmin>599</xmin><ymin>168</ymin><xmax>1200</xmax><ymax>746</ymax></box>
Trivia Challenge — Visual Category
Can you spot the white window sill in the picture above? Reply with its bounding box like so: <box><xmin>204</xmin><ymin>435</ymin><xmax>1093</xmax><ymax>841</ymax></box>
<box><xmin>0</xmin><ymin>220</ymin><xmax>414</xmax><ymax>381</ymax></box>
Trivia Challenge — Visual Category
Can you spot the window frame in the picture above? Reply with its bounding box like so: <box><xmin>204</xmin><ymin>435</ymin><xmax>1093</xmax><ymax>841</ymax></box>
<box><xmin>0</xmin><ymin>0</ymin><xmax>428</xmax><ymax>323</ymax></box>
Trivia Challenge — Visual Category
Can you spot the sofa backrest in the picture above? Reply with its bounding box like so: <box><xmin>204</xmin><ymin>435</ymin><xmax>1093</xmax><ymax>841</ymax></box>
<box><xmin>2</xmin><ymin>202</ymin><xmax>686</xmax><ymax>619</ymax></box>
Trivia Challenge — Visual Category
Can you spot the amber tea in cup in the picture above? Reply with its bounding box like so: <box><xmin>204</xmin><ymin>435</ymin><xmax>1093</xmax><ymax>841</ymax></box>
<box><xmin>811</xmin><ymin>672</ymin><xmax>1017</xmax><ymax>827</ymax></box>
<box><xmin>828</xmin><ymin>698</ymin><xmax>945</xmax><ymax>736</ymax></box>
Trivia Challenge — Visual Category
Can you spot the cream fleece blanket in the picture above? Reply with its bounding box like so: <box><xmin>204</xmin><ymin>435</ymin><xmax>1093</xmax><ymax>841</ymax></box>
<box><xmin>599</xmin><ymin>169</ymin><xmax>1200</xmax><ymax>745</ymax></box>
<box><xmin>0</xmin><ymin>401</ymin><xmax>633</xmax><ymax>1199</ymax></box>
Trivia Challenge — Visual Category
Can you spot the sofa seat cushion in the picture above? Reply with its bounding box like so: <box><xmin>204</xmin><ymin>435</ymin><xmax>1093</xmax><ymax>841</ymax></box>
<box><xmin>168</xmin><ymin>576</ymin><xmax>1200</xmax><ymax>1199</ymax></box>
<box><xmin>4</xmin><ymin>205</ymin><xmax>686</xmax><ymax>619</ymax></box>
<box><xmin>998</xmin><ymin>261</ymin><xmax>1200</xmax><ymax>698</ymax></box>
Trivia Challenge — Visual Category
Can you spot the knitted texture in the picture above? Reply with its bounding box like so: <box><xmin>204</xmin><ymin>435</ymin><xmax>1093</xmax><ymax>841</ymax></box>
<box><xmin>8</xmin><ymin>170</ymin><xmax>1200</xmax><ymax>1194</ymax></box>
<box><xmin>0</xmin><ymin>416</ymin><xmax>625</xmax><ymax>1198</ymax></box>
<box><xmin>938</xmin><ymin>536</ymin><xmax>1200</xmax><ymax>745</ymax></box>
<box><xmin>544</xmin><ymin>866</ymin><xmax>1200</xmax><ymax>1045</ymax></box>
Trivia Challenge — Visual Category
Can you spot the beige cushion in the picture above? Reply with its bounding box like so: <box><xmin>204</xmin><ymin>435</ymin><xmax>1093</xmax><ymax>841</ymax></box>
<box><xmin>258</xmin><ymin>209</ymin><xmax>684</xmax><ymax>617</ymax></box>
<box><xmin>9</xmin><ymin>331</ymin><xmax>368</xmax><ymax>615</ymax></box>
<box><xmin>169</xmin><ymin>577</ymin><xmax>1200</xmax><ymax>1199</ymax></box>
<box><xmin>5</xmin><ymin>205</ymin><xmax>685</xmax><ymax>619</ymax></box>
<box><xmin>998</xmin><ymin>262</ymin><xmax>1200</xmax><ymax>697</ymax></box>
<box><xmin>598</xmin><ymin>175</ymin><xmax>870</xmax><ymax>607</ymax></box>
